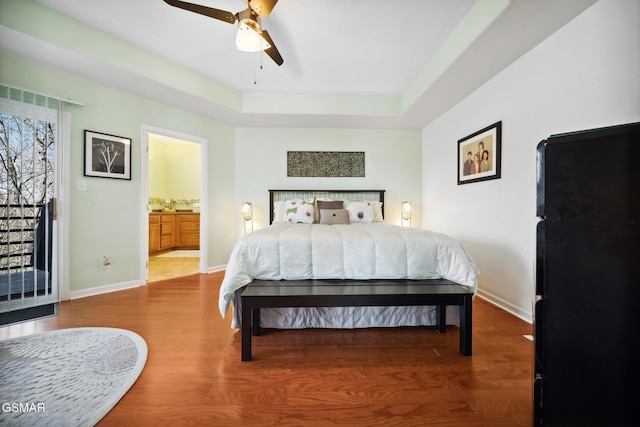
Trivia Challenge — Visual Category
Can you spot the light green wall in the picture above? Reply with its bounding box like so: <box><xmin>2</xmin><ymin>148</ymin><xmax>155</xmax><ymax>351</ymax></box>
<box><xmin>148</xmin><ymin>140</ymin><xmax>169</xmax><ymax>201</ymax></box>
<box><xmin>234</xmin><ymin>127</ymin><xmax>422</xmax><ymax>234</ymax></box>
<box><xmin>149</xmin><ymin>139</ymin><xmax>200</xmax><ymax>200</ymax></box>
<box><xmin>166</xmin><ymin>143</ymin><xmax>200</xmax><ymax>199</ymax></box>
<box><xmin>0</xmin><ymin>49</ymin><xmax>235</xmax><ymax>293</ymax></box>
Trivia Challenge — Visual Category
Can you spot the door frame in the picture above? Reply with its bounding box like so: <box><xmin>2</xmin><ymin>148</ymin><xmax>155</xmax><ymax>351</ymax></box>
<box><xmin>58</xmin><ymin>112</ymin><xmax>71</xmax><ymax>300</ymax></box>
<box><xmin>139</xmin><ymin>125</ymin><xmax>208</xmax><ymax>282</ymax></box>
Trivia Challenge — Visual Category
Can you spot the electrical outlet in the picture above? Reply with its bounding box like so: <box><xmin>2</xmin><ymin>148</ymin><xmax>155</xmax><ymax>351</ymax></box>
<box><xmin>100</xmin><ymin>256</ymin><xmax>111</xmax><ymax>270</ymax></box>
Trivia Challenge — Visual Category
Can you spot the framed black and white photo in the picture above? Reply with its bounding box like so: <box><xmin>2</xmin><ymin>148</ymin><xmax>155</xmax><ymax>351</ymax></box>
<box><xmin>457</xmin><ymin>121</ymin><xmax>501</xmax><ymax>185</ymax></box>
<box><xmin>84</xmin><ymin>130</ymin><xmax>131</xmax><ymax>180</ymax></box>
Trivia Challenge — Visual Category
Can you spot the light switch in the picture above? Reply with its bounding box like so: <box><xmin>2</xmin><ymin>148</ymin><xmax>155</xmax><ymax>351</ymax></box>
<box><xmin>77</xmin><ymin>179</ymin><xmax>87</xmax><ymax>191</ymax></box>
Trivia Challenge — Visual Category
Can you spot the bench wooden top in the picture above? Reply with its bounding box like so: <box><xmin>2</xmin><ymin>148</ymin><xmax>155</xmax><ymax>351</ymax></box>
<box><xmin>241</xmin><ymin>279</ymin><xmax>474</xmax><ymax>298</ymax></box>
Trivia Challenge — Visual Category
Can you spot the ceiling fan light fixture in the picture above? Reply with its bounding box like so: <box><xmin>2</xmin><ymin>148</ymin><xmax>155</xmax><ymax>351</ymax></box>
<box><xmin>163</xmin><ymin>0</ymin><xmax>282</xmax><ymax>65</ymax></box>
<box><xmin>236</xmin><ymin>23</ymin><xmax>271</xmax><ymax>52</ymax></box>
<box><xmin>235</xmin><ymin>9</ymin><xmax>271</xmax><ymax>52</ymax></box>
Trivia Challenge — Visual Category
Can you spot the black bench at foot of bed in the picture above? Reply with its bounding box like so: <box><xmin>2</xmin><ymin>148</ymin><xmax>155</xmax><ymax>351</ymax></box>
<box><xmin>240</xmin><ymin>278</ymin><xmax>474</xmax><ymax>361</ymax></box>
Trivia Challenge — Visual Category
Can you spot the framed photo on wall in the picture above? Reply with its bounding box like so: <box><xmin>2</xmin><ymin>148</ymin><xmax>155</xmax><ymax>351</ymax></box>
<box><xmin>84</xmin><ymin>130</ymin><xmax>131</xmax><ymax>180</ymax></box>
<box><xmin>457</xmin><ymin>121</ymin><xmax>502</xmax><ymax>185</ymax></box>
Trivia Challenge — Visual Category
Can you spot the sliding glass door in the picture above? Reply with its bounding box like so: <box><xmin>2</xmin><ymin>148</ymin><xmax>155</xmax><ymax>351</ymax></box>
<box><xmin>0</xmin><ymin>88</ymin><xmax>59</xmax><ymax>325</ymax></box>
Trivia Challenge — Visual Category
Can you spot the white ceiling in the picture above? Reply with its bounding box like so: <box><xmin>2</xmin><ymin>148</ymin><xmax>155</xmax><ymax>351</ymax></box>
<box><xmin>5</xmin><ymin>0</ymin><xmax>598</xmax><ymax>128</ymax></box>
<box><xmin>34</xmin><ymin>0</ymin><xmax>477</xmax><ymax>95</ymax></box>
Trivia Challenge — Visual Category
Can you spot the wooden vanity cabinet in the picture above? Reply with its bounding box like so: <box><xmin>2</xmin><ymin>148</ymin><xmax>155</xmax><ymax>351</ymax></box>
<box><xmin>149</xmin><ymin>214</ymin><xmax>160</xmax><ymax>253</ymax></box>
<box><xmin>149</xmin><ymin>213</ymin><xmax>199</xmax><ymax>254</ymax></box>
<box><xmin>176</xmin><ymin>214</ymin><xmax>200</xmax><ymax>249</ymax></box>
<box><xmin>160</xmin><ymin>215</ymin><xmax>175</xmax><ymax>250</ymax></box>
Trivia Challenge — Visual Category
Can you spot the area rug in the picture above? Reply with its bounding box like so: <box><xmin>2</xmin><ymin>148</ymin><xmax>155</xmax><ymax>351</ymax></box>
<box><xmin>155</xmin><ymin>250</ymin><xmax>200</xmax><ymax>258</ymax></box>
<box><xmin>0</xmin><ymin>327</ymin><xmax>147</xmax><ymax>426</ymax></box>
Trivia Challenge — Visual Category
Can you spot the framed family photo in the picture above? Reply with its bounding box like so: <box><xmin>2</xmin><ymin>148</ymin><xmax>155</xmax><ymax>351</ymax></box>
<box><xmin>84</xmin><ymin>130</ymin><xmax>132</xmax><ymax>180</ymax></box>
<box><xmin>457</xmin><ymin>121</ymin><xmax>502</xmax><ymax>185</ymax></box>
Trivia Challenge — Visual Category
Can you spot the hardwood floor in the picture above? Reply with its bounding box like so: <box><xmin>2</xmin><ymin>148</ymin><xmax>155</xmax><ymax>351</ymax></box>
<box><xmin>0</xmin><ymin>273</ymin><xmax>534</xmax><ymax>426</ymax></box>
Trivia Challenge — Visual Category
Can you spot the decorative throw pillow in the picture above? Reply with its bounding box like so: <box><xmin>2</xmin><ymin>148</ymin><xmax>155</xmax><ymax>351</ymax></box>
<box><xmin>319</xmin><ymin>209</ymin><xmax>349</xmax><ymax>225</ymax></box>
<box><xmin>343</xmin><ymin>199</ymin><xmax>383</xmax><ymax>222</ymax></box>
<box><xmin>317</xmin><ymin>200</ymin><xmax>344</xmax><ymax>210</ymax></box>
<box><xmin>346</xmin><ymin>201</ymin><xmax>374</xmax><ymax>223</ymax></box>
<box><xmin>285</xmin><ymin>198</ymin><xmax>315</xmax><ymax>224</ymax></box>
<box><xmin>314</xmin><ymin>199</ymin><xmax>343</xmax><ymax>223</ymax></box>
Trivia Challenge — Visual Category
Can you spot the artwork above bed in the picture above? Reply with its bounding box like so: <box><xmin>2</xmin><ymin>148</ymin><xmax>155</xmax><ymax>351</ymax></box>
<box><xmin>286</xmin><ymin>152</ymin><xmax>365</xmax><ymax>177</ymax></box>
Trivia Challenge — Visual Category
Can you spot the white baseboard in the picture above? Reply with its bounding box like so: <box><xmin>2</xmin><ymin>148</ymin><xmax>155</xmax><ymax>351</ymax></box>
<box><xmin>476</xmin><ymin>289</ymin><xmax>533</xmax><ymax>324</ymax></box>
<box><xmin>68</xmin><ymin>266</ymin><xmax>226</xmax><ymax>300</ymax></box>
<box><xmin>69</xmin><ymin>280</ymin><xmax>142</xmax><ymax>300</ymax></box>
<box><xmin>208</xmin><ymin>264</ymin><xmax>226</xmax><ymax>273</ymax></box>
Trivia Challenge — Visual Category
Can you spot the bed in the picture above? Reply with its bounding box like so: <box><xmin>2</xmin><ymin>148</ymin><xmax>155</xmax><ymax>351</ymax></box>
<box><xmin>219</xmin><ymin>190</ymin><xmax>479</xmax><ymax>330</ymax></box>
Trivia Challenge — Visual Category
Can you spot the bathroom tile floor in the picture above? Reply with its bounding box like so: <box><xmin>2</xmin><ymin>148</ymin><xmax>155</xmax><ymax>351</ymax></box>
<box><xmin>147</xmin><ymin>254</ymin><xmax>200</xmax><ymax>282</ymax></box>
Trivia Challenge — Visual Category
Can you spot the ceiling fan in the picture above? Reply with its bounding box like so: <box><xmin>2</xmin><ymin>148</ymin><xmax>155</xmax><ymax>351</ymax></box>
<box><xmin>163</xmin><ymin>0</ymin><xmax>284</xmax><ymax>66</ymax></box>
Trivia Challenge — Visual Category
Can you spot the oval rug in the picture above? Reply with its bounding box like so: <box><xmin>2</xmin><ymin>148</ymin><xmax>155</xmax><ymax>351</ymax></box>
<box><xmin>0</xmin><ymin>327</ymin><xmax>148</xmax><ymax>426</ymax></box>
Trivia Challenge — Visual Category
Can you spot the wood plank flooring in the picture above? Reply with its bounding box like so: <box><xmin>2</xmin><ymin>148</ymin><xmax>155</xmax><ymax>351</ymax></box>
<box><xmin>0</xmin><ymin>272</ymin><xmax>534</xmax><ymax>426</ymax></box>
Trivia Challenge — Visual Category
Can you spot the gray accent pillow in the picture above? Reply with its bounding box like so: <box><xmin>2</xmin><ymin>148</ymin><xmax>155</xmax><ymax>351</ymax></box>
<box><xmin>319</xmin><ymin>209</ymin><xmax>350</xmax><ymax>225</ymax></box>
<box><xmin>315</xmin><ymin>200</ymin><xmax>345</xmax><ymax>223</ymax></box>
<box><xmin>317</xmin><ymin>200</ymin><xmax>344</xmax><ymax>210</ymax></box>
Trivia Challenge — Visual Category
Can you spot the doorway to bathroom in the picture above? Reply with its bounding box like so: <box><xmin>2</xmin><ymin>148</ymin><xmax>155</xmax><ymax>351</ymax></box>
<box><xmin>140</xmin><ymin>126</ymin><xmax>207</xmax><ymax>283</ymax></box>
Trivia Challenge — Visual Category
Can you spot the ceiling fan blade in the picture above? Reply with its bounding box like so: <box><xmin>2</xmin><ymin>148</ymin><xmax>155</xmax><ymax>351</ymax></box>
<box><xmin>163</xmin><ymin>0</ymin><xmax>236</xmax><ymax>24</ymax></box>
<box><xmin>246</xmin><ymin>0</ymin><xmax>278</xmax><ymax>18</ymax></box>
<box><xmin>261</xmin><ymin>30</ymin><xmax>283</xmax><ymax>66</ymax></box>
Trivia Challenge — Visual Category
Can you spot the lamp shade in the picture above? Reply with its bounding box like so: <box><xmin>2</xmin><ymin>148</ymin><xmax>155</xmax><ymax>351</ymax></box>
<box><xmin>236</xmin><ymin>23</ymin><xmax>271</xmax><ymax>52</ymax></box>
<box><xmin>235</xmin><ymin>9</ymin><xmax>271</xmax><ymax>52</ymax></box>
<box><xmin>401</xmin><ymin>201</ymin><xmax>411</xmax><ymax>227</ymax></box>
<box><xmin>242</xmin><ymin>202</ymin><xmax>254</xmax><ymax>235</ymax></box>
<box><xmin>242</xmin><ymin>202</ymin><xmax>253</xmax><ymax>220</ymax></box>
<box><xmin>402</xmin><ymin>201</ymin><xmax>412</xmax><ymax>218</ymax></box>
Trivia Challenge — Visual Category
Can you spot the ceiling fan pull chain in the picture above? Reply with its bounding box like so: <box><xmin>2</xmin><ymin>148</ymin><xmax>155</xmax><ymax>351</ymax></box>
<box><xmin>254</xmin><ymin>53</ymin><xmax>259</xmax><ymax>85</ymax></box>
<box><xmin>254</xmin><ymin>49</ymin><xmax>265</xmax><ymax>85</ymax></box>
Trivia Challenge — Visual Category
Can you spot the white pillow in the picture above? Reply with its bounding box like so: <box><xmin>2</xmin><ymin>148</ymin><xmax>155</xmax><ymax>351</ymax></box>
<box><xmin>371</xmin><ymin>201</ymin><xmax>384</xmax><ymax>222</ymax></box>
<box><xmin>346</xmin><ymin>201</ymin><xmax>374</xmax><ymax>223</ymax></box>
<box><xmin>284</xmin><ymin>198</ymin><xmax>316</xmax><ymax>224</ymax></box>
<box><xmin>273</xmin><ymin>200</ymin><xmax>287</xmax><ymax>223</ymax></box>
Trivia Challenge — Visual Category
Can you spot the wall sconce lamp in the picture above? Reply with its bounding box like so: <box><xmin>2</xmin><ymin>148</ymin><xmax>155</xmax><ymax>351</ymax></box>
<box><xmin>401</xmin><ymin>201</ymin><xmax>412</xmax><ymax>227</ymax></box>
<box><xmin>242</xmin><ymin>202</ymin><xmax>253</xmax><ymax>235</ymax></box>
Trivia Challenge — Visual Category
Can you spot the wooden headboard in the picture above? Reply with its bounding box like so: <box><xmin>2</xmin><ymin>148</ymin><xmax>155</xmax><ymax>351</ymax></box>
<box><xmin>269</xmin><ymin>189</ymin><xmax>385</xmax><ymax>224</ymax></box>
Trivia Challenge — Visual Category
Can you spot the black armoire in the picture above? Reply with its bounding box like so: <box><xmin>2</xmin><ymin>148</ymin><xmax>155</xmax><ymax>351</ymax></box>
<box><xmin>535</xmin><ymin>121</ymin><xmax>640</xmax><ymax>425</ymax></box>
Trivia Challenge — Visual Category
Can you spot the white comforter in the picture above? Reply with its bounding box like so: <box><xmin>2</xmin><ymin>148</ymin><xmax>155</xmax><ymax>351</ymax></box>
<box><xmin>219</xmin><ymin>223</ymin><xmax>479</xmax><ymax>319</ymax></box>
